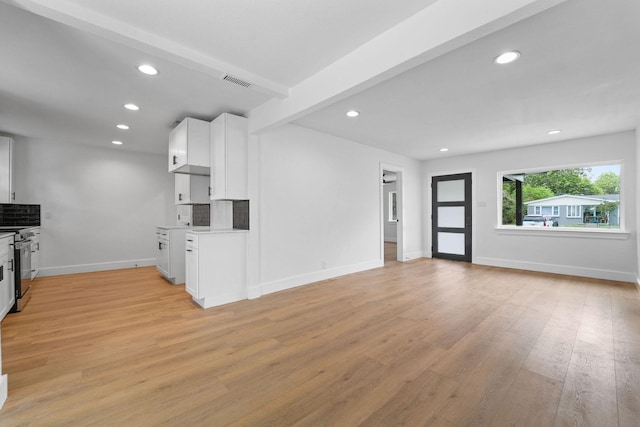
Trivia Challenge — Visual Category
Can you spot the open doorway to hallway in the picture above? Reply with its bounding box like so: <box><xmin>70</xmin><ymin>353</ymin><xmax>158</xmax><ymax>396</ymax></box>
<box><xmin>382</xmin><ymin>166</ymin><xmax>403</xmax><ymax>264</ymax></box>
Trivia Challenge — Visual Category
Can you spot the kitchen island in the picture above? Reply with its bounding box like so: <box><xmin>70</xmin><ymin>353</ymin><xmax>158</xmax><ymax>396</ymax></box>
<box><xmin>184</xmin><ymin>228</ymin><xmax>248</xmax><ymax>309</ymax></box>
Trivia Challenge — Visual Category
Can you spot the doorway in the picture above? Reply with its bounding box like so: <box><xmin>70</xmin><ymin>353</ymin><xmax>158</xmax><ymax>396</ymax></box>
<box><xmin>431</xmin><ymin>173</ymin><xmax>472</xmax><ymax>262</ymax></box>
<box><xmin>382</xmin><ymin>166</ymin><xmax>403</xmax><ymax>263</ymax></box>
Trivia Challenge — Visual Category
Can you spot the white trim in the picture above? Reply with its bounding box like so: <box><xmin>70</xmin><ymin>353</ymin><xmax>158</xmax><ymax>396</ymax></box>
<box><xmin>476</xmin><ymin>256</ymin><xmax>636</xmax><ymax>283</ymax></box>
<box><xmin>260</xmin><ymin>259</ymin><xmax>382</xmax><ymax>296</ymax></box>
<box><xmin>495</xmin><ymin>227</ymin><xmax>629</xmax><ymax>239</ymax></box>
<box><xmin>0</xmin><ymin>374</ymin><xmax>6</xmax><ymax>410</ymax></box>
<box><xmin>190</xmin><ymin>289</ymin><xmax>248</xmax><ymax>309</ymax></box>
<box><xmin>38</xmin><ymin>258</ymin><xmax>156</xmax><ymax>277</ymax></box>
<box><xmin>381</xmin><ymin>162</ymin><xmax>405</xmax><ymax>262</ymax></box>
<box><xmin>403</xmin><ymin>251</ymin><xmax>425</xmax><ymax>261</ymax></box>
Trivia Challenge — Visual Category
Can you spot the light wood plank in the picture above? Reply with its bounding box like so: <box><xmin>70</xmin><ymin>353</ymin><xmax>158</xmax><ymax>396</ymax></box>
<box><xmin>0</xmin><ymin>262</ymin><xmax>637</xmax><ymax>425</ymax></box>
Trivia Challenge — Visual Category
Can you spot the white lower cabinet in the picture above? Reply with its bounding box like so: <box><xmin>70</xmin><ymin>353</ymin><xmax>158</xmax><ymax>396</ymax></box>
<box><xmin>185</xmin><ymin>230</ymin><xmax>247</xmax><ymax>308</ymax></box>
<box><xmin>156</xmin><ymin>227</ymin><xmax>189</xmax><ymax>285</ymax></box>
<box><xmin>30</xmin><ymin>228</ymin><xmax>40</xmax><ymax>280</ymax></box>
<box><xmin>0</xmin><ymin>234</ymin><xmax>15</xmax><ymax>321</ymax></box>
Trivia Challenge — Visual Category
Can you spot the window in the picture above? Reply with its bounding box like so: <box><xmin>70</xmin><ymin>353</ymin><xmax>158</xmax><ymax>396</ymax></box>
<box><xmin>567</xmin><ymin>205</ymin><xmax>582</xmax><ymax>218</ymax></box>
<box><xmin>529</xmin><ymin>206</ymin><xmax>559</xmax><ymax>217</ymax></box>
<box><xmin>388</xmin><ymin>191</ymin><xmax>397</xmax><ymax>222</ymax></box>
<box><xmin>501</xmin><ymin>163</ymin><xmax>621</xmax><ymax>229</ymax></box>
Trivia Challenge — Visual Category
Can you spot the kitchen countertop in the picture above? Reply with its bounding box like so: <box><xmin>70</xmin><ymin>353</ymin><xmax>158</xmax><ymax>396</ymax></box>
<box><xmin>186</xmin><ymin>228</ymin><xmax>249</xmax><ymax>234</ymax></box>
<box><xmin>156</xmin><ymin>225</ymin><xmax>211</xmax><ymax>230</ymax></box>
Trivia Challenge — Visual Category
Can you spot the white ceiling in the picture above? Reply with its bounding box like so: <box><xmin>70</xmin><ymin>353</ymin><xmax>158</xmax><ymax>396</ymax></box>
<box><xmin>295</xmin><ymin>0</ymin><xmax>640</xmax><ymax>159</ymax></box>
<box><xmin>0</xmin><ymin>0</ymin><xmax>638</xmax><ymax>159</ymax></box>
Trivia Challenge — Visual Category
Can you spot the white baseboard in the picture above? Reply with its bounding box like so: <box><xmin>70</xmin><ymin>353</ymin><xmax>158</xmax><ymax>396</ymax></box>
<box><xmin>38</xmin><ymin>258</ymin><xmax>156</xmax><ymax>277</ymax></box>
<box><xmin>476</xmin><ymin>257</ymin><xmax>636</xmax><ymax>283</ymax></box>
<box><xmin>0</xmin><ymin>374</ymin><xmax>7</xmax><ymax>410</ymax></box>
<box><xmin>192</xmin><ymin>289</ymin><xmax>248</xmax><ymax>309</ymax></box>
<box><xmin>260</xmin><ymin>259</ymin><xmax>383</xmax><ymax>297</ymax></box>
<box><xmin>402</xmin><ymin>251</ymin><xmax>425</xmax><ymax>261</ymax></box>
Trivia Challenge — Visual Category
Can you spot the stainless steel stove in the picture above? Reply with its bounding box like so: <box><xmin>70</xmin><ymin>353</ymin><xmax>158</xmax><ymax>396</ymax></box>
<box><xmin>0</xmin><ymin>226</ymin><xmax>37</xmax><ymax>312</ymax></box>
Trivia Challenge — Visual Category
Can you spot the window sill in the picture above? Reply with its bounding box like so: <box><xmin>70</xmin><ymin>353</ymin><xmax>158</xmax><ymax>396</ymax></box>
<box><xmin>495</xmin><ymin>226</ymin><xmax>629</xmax><ymax>240</ymax></box>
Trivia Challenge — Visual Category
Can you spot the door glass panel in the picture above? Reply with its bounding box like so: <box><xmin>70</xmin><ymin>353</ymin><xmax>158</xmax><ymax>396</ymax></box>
<box><xmin>437</xmin><ymin>232</ymin><xmax>465</xmax><ymax>255</ymax></box>
<box><xmin>437</xmin><ymin>179</ymin><xmax>465</xmax><ymax>202</ymax></box>
<box><xmin>438</xmin><ymin>206</ymin><xmax>465</xmax><ymax>228</ymax></box>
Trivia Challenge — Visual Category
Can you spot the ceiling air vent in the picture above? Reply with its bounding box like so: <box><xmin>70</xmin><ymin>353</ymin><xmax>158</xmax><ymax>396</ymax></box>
<box><xmin>222</xmin><ymin>74</ymin><xmax>253</xmax><ymax>88</ymax></box>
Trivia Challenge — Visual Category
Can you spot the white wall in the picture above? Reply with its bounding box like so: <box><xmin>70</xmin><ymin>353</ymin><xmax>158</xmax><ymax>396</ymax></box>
<box><xmin>253</xmin><ymin>124</ymin><xmax>422</xmax><ymax>296</ymax></box>
<box><xmin>13</xmin><ymin>137</ymin><xmax>174</xmax><ymax>275</ymax></box>
<box><xmin>637</xmin><ymin>127</ymin><xmax>640</xmax><ymax>286</ymax></box>
<box><xmin>423</xmin><ymin>130</ymin><xmax>637</xmax><ymax>282</ymax></box>
<box><xmin>383</xmin><ymin>180</ymin><xmax>398</xmax><ymax>242</ymax></box>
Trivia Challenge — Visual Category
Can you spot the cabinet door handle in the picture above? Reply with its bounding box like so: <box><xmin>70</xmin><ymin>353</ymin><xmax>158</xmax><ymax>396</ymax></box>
<box><xmin>158</xmin><ymin>242</ymin><xmax>162</xmax><ymax>250</ymax></box>
<box><xmin>11</xmin><ymin>192</ymin><xmax>15</xmax><ymax>201</ymax></box>
<box><xmin>172</xmin><ymin>155</ymin><xmax>178</xmax><ymax>165</ymax></box>
<box><xmin>186</xmin><ymin>239</ymin><xmax>193</xmax><ymax>242</ymax></box>
<box><xmin>186</xmin><ymin>249</ymin><xmax>193</xmax><ymax>252</ymax></box>
<box><xmin>8</xmin><ymin>259</ymin><xmax>13</xmax><ymax>272</ymax></box>
<box><xmin>208</xmin><ymin>186</ymin><xmax>211</xmax><ymax>196</ymax></box>
<box><xmin>178</xmin><ymin>193</ymin><xmax>183</xmax><ymax>201</ymax></box>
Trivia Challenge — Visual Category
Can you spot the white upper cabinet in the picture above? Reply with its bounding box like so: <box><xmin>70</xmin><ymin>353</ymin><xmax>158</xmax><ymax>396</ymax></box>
<box><xmin>0</xmin><ymin>136</ymin><xmax>14</xmax><ymax>203</ymax></box>
<box><xmin>210</xmin><ymin>113</ymin><xmax>248</xmax><ymax>200</ymax></box>
<box><xmin>168</xmin><ymin>118</ymin><xmax>210</xmax><ymax>175</ymax></box>
<box><xmin>175</xmin><ymin>173</ymin><xmax>210</xmax><ymax>204</ymax></box>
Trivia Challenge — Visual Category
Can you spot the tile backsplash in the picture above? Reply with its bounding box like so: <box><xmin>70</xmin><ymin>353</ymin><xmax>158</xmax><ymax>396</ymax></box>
<box><xmin>0</xmin><ymin>203</ymin><xmax>41</xmax><ymax>226</ymax></box>
<box><xmin>233</xmin><ymin>200</ymin><xmax>249</xmax><ymax>230</ymax></box>
<box><xmin>192</xmin><ymin>204</ymin><xmax>210</xmax><ymax>226</ymax></box>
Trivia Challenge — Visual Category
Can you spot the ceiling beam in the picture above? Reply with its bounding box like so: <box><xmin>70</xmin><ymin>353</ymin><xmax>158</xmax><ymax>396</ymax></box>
<box><xmin>248</xmin><ymin>0</ymin><xmax>567</xmax><ymax>134</ymax></box>
<box><xmin>4</xmin><ymin>0</ymin><xmax>290</xmax><ymax>99</ymax></box>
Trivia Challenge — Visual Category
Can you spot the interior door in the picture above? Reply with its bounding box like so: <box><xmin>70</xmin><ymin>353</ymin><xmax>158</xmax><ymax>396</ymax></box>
<box><xmin>432</xmin><ymin>173</ymin><xmax>472</xmax><ymax>262</ymax></box>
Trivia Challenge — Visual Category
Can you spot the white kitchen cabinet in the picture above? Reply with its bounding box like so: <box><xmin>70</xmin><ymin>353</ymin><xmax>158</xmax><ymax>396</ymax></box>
<box><xmin>0</xmin><ymin>234</ymin><xmax>15</xmax><ymax>321</ymax></box>
<box><xmin>30</xmin><ymin>228</ymin><xmax>40</xmax><ymax>280</ymax></box>
<box><xmin>185</xmin><ymin>229</ymin><xmax>247</xmax><ymax>308</ymax></box>
<box><xmin>156</xmin><ymin>226</ymin><xmax>189</xmax><ymax>285</ymax></box>
<box><xmin>0</xmin><ymin>137</ymin><xmax>14</xmax><ymax>203</ymax></box>
<box><xmin>168</xmin><ymin>118</ymin><xmax>210</xmax><ymax>175</ymax></box>
<box><xmin>210</xmin><ymin>113</ymin><xmax>248</xmax><ymax>200</ymax></box>
<box><xmin>175</xmin><ymin>173</ymin><xmax>210</xmax><ymax>204</ymax></box>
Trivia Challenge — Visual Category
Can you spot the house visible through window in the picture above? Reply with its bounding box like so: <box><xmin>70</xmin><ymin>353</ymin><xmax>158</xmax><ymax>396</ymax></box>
<box><xmin>501</xmin><ymin>164</ymin><xmax>621</xmax><ymax>229</ymax></box>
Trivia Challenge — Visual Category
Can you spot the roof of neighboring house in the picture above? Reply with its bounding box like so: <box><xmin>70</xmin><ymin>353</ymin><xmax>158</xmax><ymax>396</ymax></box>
<box><xmin>525</xmin><ymin>194</ymin><xmax>620</xmax><ymax>206</ymax></box>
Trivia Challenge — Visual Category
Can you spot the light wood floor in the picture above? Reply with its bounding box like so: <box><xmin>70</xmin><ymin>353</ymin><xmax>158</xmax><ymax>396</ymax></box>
<box><xmin>1</xmin><ymin>261</ymin><xmax>639</xmax><ymax>426</ymax></box>
<box><xmin>384</xmin><ymin>241</ymin><xmax>397</xmax><ymax>263</ymax></box>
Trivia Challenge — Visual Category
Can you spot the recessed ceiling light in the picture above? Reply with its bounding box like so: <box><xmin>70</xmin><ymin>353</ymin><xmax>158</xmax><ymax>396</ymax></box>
<box><xmin>346</xmin><ymin>110</ymin><xmax>359</xmax><ymax>118</ymax></box>
<box><xmin>548</xmin><ymin>130</ymin><xmax>562</xmax><ymax>135</ymax></box>
<box><xmin>124</xmin><ymin>103</ymin><xmax>140</xmax><ymax>111</ymax></box>
<box><xmin>440</xmin><ymin>148</ymin><xmax>449</xmax><ymax>152</ymax></box>
<box><xmin>116</xmin><ymin>124</ymin><xmax>130</xmax><ymax>130</ymax></box>
<box><xmin>494</xmin><ymin>51</ymin><xmax>521</xmax><ymax>65</ymax></box>
<box><xmin>112</xmin><ymin>140</ymin><xmax>123</xmax><ymax>145</ymax></box>
<box><xmin>137</xmin><ymin>64</ymin><xmax>158</xmax><ymax>76</ymax></box>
